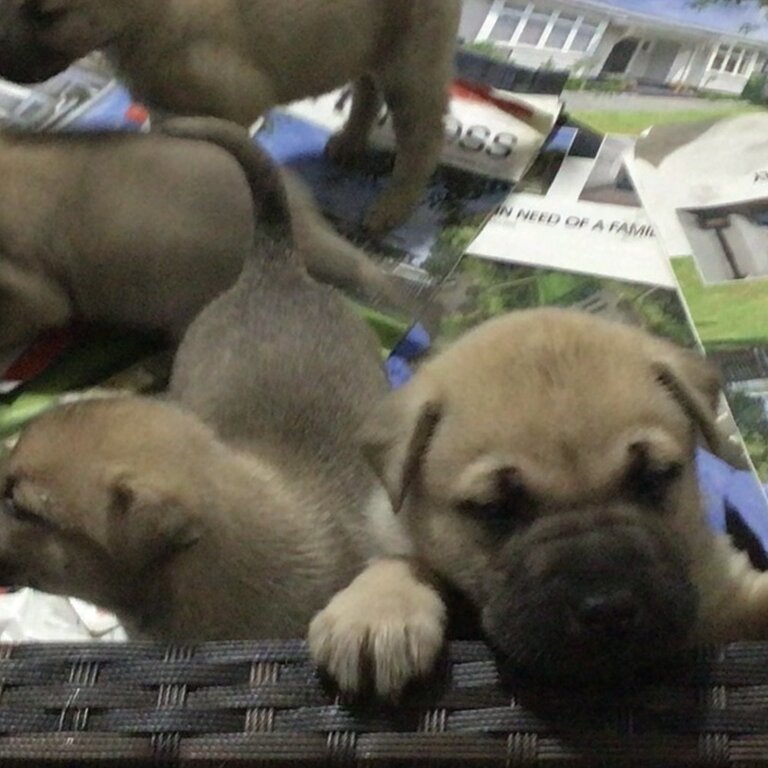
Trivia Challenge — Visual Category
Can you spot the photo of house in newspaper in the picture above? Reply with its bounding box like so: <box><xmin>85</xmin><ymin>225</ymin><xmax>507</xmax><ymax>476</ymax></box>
<box><xmin>627</xmin><ymin>112</ymin><xmax>768</xmax><ymax>488</ymax></box>
<box><xmin>680</xmin><ymin>201</ymin><xmax>768</xmax><ymax>282</ymax></box>
<box><xmin>460</xmin><ymin>0</ymin><xmax>768</xmax><ymax>96</ymax></box>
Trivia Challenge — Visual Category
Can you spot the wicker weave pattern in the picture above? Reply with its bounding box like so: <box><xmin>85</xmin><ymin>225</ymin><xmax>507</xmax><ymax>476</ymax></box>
<box><xmin>1</xmin><ymin>640</ymin><xmax>768</xmax><ymax>765</ymax></box>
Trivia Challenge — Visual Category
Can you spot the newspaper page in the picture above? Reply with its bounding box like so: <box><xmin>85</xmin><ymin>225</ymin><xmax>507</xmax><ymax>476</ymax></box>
<box><xmin>254</xmin><ymin>51</ymin><xmax>564</xmax><ymax>317</ymax></box>
<box><xmin>626</xmin><ymin>114</ymin><xmax>768</xmax><ymax>506</ymax></box>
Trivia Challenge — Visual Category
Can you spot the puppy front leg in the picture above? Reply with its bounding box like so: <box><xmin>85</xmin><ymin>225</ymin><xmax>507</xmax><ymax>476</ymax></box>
<box><xmin>169</xmin><ymin>45</ymin><xmax>277</xmax><ymax>127</ymax></box>
<box><xmin>695</xmin><ymin>535</ymin><xmax>768</xmax><ymax>642</ymax></box>
<box><xmin>308</xmin><ymin>557</ymin><xmax>446</xmax><ymax>700</ymax></box>
<box><xmin>326</xmin><ymin>76</ymin><xmax>382</xmax><ymax>167</ymax></box>
<box><xmin>363</xmin><ymin>83</ymin><xmax>446</xmax><ymax>235</ymax></box>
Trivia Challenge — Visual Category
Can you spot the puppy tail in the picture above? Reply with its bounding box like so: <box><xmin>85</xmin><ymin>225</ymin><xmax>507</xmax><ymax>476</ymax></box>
<box><xmin>158</xmin><ymin>116</ymin><xmax>294</xmax><ymax>247</ymax></box>
<box><xmin>158</xmin><ymin>117</ymin><xmax>429</xmax><ymax>321</ymax></box>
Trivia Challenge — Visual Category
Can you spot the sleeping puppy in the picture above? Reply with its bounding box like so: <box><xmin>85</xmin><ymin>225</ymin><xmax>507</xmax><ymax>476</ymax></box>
<box><xmin>0</xmin><ymin>0</ymin><xmax>462</xmax><ymax>234</ymax></box>
<box><xmin>0</xmin><ymin>118</ymin><xmax>443</xmax><ymax>694</ymax></box>
<box><xmin>0</xmin><ymin>122</ymin><xmax>409</xmax><ymax>352</ymax></box>
<box><xmin>310</xmin><ymin>308</ymin><xmax>768</xmax><ymax>691</ymax></box>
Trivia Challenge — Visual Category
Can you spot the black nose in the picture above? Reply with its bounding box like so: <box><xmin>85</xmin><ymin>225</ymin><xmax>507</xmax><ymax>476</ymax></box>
<box><xmin>577</xmin><ymin>589</ymin><xmax>638</xmax><ymax>635</ymax></box>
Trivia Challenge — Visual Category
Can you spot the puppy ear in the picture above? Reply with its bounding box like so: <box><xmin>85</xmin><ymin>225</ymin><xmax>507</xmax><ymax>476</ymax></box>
<box><xmin>107</xmin><ymin>474</ymin><xmax>202</xmax><ymax>572</ymax></box>
<box><xmin>652</xmin><ymin>345</ymin><xmax>723</xmax><ymax>455</ymax></box>
<box><xmin>360</xmin><ymin>389</ymin><xmax>442</xmax><ymax>512</ymax></box>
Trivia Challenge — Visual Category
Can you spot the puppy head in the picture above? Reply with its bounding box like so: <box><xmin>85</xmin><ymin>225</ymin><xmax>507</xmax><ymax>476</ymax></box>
<box><xmin>0</xmin><ymin>0</ymin><xmax>131</xmax><ymax>83</ymax></box>
<box><xmin>0</xmin><ymin>397</ymin><xmax>210</xmax><ymax>611</ymax></box>
<box><xmin>363</xmin><ymin>308</ymin><xmax>720</xmax><ymax>681</ymax></box>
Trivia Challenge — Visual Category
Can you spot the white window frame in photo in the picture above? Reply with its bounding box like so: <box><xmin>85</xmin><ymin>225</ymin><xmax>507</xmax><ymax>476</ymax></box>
<box><xmin>707</xmin><ymin>41</ymin><xmax>758</xmax><ymax>77</ymax></box>
<box><xmin>476</xmin><ymin>0</ymin><xmax>605</xmax><ymax>55</ymax></box>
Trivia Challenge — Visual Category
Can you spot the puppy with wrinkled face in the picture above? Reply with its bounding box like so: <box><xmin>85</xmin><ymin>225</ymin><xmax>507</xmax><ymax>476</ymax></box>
<box><xmin>311</xmin><ymin>308</ymin><xmax>768</xmax><ymax>689</ymax></box>
<box><xmin>0</xmin><ymin>0</ymin><xmax>461</xmax><ymax>234</ymax></box>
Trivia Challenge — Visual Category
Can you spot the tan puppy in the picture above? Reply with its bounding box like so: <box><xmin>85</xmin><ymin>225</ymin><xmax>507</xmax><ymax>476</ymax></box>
<box><xmin>0</xmin><ymin>0</ymin><xmax>462</xmax><ymax>234</ymax></box>
<box><xmin>310</xmin><ymin>309</ymin><xmax>768</xmax><ymax>690</ymax></box>
<box><xmin>0</xmin><ymin>122</ymin><xmax>407</xmax><ymax>351</ymax></box>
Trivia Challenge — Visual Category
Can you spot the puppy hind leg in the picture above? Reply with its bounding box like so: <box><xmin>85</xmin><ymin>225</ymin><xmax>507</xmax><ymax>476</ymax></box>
<box><xmin>326</xmin><ymin>76</ymin><xmax>383</xmax><ymax>168</ymax></box>
<box><xmin>308</xmin><ymin>557</ymin><xmax>446</xmax><ymax>700</ymax></box>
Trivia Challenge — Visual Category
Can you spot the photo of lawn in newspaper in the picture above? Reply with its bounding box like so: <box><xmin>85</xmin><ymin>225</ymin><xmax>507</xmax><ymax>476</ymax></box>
<box><xmin>629</xmin><ymin>113</ymin><xmax>768</xmax><ymax>486</ymax></box>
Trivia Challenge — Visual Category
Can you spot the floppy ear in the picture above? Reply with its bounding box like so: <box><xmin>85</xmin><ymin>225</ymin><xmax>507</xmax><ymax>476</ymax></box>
<box><xmin>360</xmin><ymin>389</ymin><xmax>442</xmax><ymax>512</ymax></box>
<box><xmin>107</xmin><ymin>474</ymin><xmax>202</xmax><ymax>572</ymax></box>
<box><xmin>651</xmin><ymin>345</ymin><xmax>723</xmax><ymax>456</ymax></box>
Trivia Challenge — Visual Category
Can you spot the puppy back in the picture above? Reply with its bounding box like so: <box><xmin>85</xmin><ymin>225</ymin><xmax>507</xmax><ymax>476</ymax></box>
<box><xmin>158</xmin><ymin>117</ymin><xmax>294</xmax><ymax>249</ymax></box>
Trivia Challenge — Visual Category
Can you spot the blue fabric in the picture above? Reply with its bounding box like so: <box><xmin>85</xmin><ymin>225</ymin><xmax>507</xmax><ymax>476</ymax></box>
<box><xmin>696</xmin><ymin>448</ymin><xmax>768</xmax><ymax>550</ymax></box>
<box><xmin>67</xmin><ymin>85</ymin><xmax>145</xmax><ymax>132</ymax></box>
<box><xmin>386</xmin><ymin>323</ymin><xmax>431</xmax><ymax>390</ymax></box>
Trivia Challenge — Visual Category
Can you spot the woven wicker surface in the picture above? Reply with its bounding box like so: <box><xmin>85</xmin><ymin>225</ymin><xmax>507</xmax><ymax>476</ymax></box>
<box><xmin>1</xmin><ymin>640</ymin><xmax>768</xmax><ymax>766</ymax></box>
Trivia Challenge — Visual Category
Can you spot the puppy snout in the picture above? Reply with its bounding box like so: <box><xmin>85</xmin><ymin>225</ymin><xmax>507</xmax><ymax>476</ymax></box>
<box><xmin>576</xmin><ymin>588</ymin><xmax>639</xmax><ymax>636</ymax></box>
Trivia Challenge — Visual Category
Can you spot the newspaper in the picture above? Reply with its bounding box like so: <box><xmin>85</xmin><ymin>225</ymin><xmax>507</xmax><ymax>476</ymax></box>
<box><xmin>625</xmin><ymin>114</ymin><xmax>768</xmax><ymax>501</ymax></box>
<box><xmin>253</xmin><ymin>51</ymin><xmax>564</xmax><ymax>317</ymax></box>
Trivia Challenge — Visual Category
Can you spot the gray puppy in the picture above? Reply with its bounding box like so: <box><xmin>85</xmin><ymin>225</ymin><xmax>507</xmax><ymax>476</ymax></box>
<box><xmin>0</xmin><ymin>123</ymin><xmax>407</xmax><ymax>352</ymax></box>
<box><xmin>0</xmin><ymin>119</ymin><xmax>440</xmax><ymax>697</ymax></box>
<box><xmin>0</xmin><ymin>0</ymin><xmax>462</xmax><ymax>233</ymax></box>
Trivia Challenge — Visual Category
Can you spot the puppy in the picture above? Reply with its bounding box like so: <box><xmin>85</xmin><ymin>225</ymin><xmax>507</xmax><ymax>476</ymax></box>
<box><xmin>311</xmin><ymin>308</ymin><xmax>768</xmax><ymax>690</ymax></box>
<box><xmin>0</xmin><ymin>0</ymin><xmax>462</xmax><ymax>233</ymax></box>
<box><xmin>0</xmin><ymin>119</ymin><xmax>444</xmax><ymax>696</ymax></box>
<box><xmin>0</xmin><ymin>121</ymin><xmax>408</xmax><ymax>351</ymax></box>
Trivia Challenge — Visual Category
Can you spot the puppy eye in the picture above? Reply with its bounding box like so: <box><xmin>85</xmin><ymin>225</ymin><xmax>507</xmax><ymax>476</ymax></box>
<box><xmin>458</xmin><ymin>498</ymin><xmax>536</xmax><ymax>534</ymax></box>
<box><xmin>626</xmin><ymin>445</ymin><xmax>683</xmax><ymax>507</ymax></box>
<box><xmin>458</xmin><ymin>468</ymin><xmax>536</xmax><ymax>531</ymax></box>
<box><xmin>2</xmin><ymin>500</ymin><xmax>52</xmax><ymax>527</ymax></box>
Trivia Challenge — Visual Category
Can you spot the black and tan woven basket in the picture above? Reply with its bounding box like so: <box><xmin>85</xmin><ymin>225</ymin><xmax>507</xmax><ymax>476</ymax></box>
<box><xmin>1</xmin><ymin>639</ymin><xmax>768</xmax><ymax>766</ymax></box>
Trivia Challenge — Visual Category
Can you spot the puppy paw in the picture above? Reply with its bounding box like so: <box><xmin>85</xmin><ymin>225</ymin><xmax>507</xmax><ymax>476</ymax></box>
<box><xmin>325</xmin><ymin>130</ymin><xmax>367</xmax><ymax>168</ymax></box>
<box><xmin>308</xmin><ymin>559</ymin><xmax>446</xmax><ymax>700</ymax></box>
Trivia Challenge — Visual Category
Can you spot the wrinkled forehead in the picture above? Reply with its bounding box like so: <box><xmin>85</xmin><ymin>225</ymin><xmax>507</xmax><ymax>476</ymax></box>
<box><xmin>423</xmin><ymin>350</ymin><xmax>692</xmax><ymax>498</ymax></box>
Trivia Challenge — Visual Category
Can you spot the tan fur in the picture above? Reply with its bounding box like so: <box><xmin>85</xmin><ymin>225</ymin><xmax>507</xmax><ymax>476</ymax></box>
<box><xmin>8</xmin><ymin>303</ymin><xmax>763</xmax><ymax>693</ymax></box>
<box><xmin>0</xmin><ymin>133</ymin><xmax>440</xmax><ymax>700</ymax></box>
<box><xmin>0</xmin><ymin>124</ymin><xmax>407</xmax><ymax>351</ymax></box>
<box><xmin>0</xmin><ymin>0</ymin><xmax>462</xmax><ymax>234</ymax></box>
<box><xmin>325</xmin><ymin>308</ymin><xmax>768</xmax><ymax>684</ymax></box>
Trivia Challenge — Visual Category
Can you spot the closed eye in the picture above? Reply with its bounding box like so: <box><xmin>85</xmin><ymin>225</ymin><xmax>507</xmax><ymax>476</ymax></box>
<box><xmin>458</xmin><ymin>468</ymin><xmax>537</xmax><ymax>532</ymax></box>
<box><xmin>626</xmin><ymin>453</ymin><xmax>683</xmax><ymax>507</ymax></box>
<box><xmin>458</xmin><ymin>497</ymin><xmax>537</xmax><ymax>535</ymax></box>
